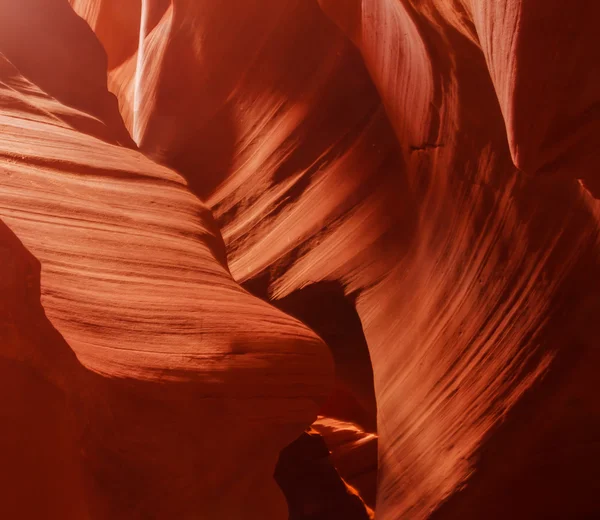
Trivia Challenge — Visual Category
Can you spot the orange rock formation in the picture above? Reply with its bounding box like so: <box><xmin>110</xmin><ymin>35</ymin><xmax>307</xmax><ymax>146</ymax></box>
<box><xmin>1</xmin><ymin>0</ymin><xmax>599</xmax><ymax>518</ymax></box>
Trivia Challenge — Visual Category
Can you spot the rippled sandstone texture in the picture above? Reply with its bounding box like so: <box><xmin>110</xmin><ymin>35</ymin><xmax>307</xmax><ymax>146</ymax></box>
<box><xmin>0</xmin><ymin>2</ymin><xmax>333</xmax><ymax>518</ymax></box>
<box><xmin>2</xmin><ymin>0</ymin><xmax>600</xmax><ymax>518</ymax></box>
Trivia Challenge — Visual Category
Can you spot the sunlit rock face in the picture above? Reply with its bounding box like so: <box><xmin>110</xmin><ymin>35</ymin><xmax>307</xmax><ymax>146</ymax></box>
<box><xmin>0</xmin><ymin>2</ymin><xmax>333</xmax><ymax>518</ymax></box>
<box><xmin>2</xmin><ymin>0</ymin><xmax>599</xmax><ymax>518</ymax></box>
<box><xmin>312</xmin><ymin>416</ymin><xmax>379</xmax><ymax>509</ymax></box>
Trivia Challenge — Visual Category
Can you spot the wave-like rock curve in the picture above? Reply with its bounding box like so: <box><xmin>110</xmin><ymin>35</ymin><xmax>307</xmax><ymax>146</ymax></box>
<box><xmin>0</xmin><ymin>3</ymin><xmax>333</xmax><ymax>517</ymax></box>
<box><xmin>2</xmin><ymin>0</ymin><xmax>600</xmax><ymax>518</ymax></box>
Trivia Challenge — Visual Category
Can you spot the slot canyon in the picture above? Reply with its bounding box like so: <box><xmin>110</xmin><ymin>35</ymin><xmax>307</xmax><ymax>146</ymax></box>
<box><xmin>0</xmin><ymin>0</ymin><xmax>598</xmax><ymax>518</ymax></box>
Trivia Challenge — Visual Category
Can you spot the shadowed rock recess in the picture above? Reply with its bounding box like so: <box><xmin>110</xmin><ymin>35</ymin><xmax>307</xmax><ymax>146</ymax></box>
<box><xmin>0</xmin><ymin>0</ymin><xmax>598</xmax><ymax>518</ymax></box>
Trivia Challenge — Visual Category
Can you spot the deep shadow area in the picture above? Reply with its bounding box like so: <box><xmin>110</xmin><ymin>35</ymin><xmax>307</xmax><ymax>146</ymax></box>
<box><xmin>274</xmin><ymin>429</ymin><xmax>373</xmax><ymax>520</ymax></box>
<box><xmin>0</xmin><ymin>219</ymin><xmax>89</xmax><ymax>519</ymax></box>
<box><xmin>162</xmin><ymin>101</ymin><xmax>238</xmax><ymax>201</ymax></box>
<box><xmin>275</xmin><ymin>282</ymin><xmax>377</xmax><ymax>432</ymax></box>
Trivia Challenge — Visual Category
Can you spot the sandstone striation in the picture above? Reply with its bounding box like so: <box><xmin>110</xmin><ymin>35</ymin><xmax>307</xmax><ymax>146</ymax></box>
<box><xmin>2</xmin><ymin>0</ymin><xmax>599</xmax><ymax>518</ymax></box>
<box><xmin>0</xmin><ymin>3</ymin><xmax>332</xmax><ymax>517</ymax></box>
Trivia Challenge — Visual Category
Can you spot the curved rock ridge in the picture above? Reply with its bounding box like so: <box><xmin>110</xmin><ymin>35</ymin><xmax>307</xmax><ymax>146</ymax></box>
<box><xmin>84</xmin><ymin>1</ymin><xmax>407</xmax><ymax>439</ymax></box>
<box><xmin>4</xmin><ymin>0</ymin><xmax>600</xmax><ymax>518</ymax></box>
<box><xmin>312</xmin><ymin>416</ymin><xmax>379</xmax><ymax>509</ymax></box>
<box><xmin>0</xmin><ymin>40</ymin><xmax>333</xmax><ymax>520</ymax></box>
<box><xmin>73</xmin><ymin>1</ymin><xmax>600</xmax><ymax>518</ymax></box>
<box><xmin>467</xmin><ymin>0</ymin><xmax>600</xmax><ymax>195</ymax></box>
<box><xmin>319</xmin><ymin>0</ymin><xmax>600</xmax><ymax>195</ymax></box>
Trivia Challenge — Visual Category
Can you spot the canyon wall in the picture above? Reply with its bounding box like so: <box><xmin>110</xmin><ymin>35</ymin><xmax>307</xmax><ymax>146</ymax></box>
<box><xmin>0</xmin><ymin>1</ymin><xmax>332</xmax><ymax>517</ymax></box>
<box><xmin>1</xmin><ymin>0</ymin><xmax>599</xmax><ymax>518</ymax></box>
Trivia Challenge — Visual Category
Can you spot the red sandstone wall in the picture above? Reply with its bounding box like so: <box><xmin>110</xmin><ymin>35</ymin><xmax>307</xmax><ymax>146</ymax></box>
<box><xmin>1</xmin><ymin>1</ymin><xmax>599</xmax><ymax>518</ymax></box>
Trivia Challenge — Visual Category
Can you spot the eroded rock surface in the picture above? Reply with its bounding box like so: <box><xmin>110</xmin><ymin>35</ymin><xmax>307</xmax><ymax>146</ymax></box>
<box><xmin>0</xmin><ymin>3</ymin><xmax>332</xmax><ymax>517</ymax></box>
<box><xmin>2</xmin><ymin>0</ymin><xmax>600</xmax><ymax>518</ymax></box>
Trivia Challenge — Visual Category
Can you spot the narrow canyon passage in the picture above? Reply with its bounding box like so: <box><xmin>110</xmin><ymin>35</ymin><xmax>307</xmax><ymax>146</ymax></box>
<box><xmin>1</xmin><ymin>0</ymin><xmax>599</xmax><ymax>518</ymax></box>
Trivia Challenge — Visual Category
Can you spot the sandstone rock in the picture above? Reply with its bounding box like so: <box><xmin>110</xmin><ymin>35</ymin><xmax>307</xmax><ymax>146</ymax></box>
<box><xmin>2</xmin><ymin>1</ymin><xmax>599</xmax><ymax>518</ymax></box>
<box><xmin>0</xmin><ymin>14</ymin><xmax>332</xmax><ymax>515</ymax></box>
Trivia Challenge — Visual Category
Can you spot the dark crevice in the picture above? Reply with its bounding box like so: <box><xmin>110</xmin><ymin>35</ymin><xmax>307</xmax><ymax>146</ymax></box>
<box><xmin>409</xmin><ymin>142</ymin><xmax>445</xmax><ymax>152</ymax></box>
<box><xmin>243</xmin><ymin>275</ymin><xmax>379</xmax><ymax>516</ymax></box>
<box><xmin>275</xmin><ymin>282</ymin><xmax>377</xmax><ymax>432</ymax></box>
<box><xmin>243</xmin><ymin>277</ymin><xmax>377</xmax><ymax>432</ymax></box>
<box><xmin>274</xmin><ymin>429</ymin><xmax>373</xmax><ymax>520</ymax></box>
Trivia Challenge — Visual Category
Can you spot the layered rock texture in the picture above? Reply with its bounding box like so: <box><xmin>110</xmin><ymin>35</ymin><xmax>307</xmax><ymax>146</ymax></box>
<box><xmin>2</xmin><ymin>0</ymin><xmax>599</xmax><ymax>518</ymax></box>
<box><xmin>0</xmin><ymin>2</ymin><xmax>332</xmax><ymax>518</ymax></box>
